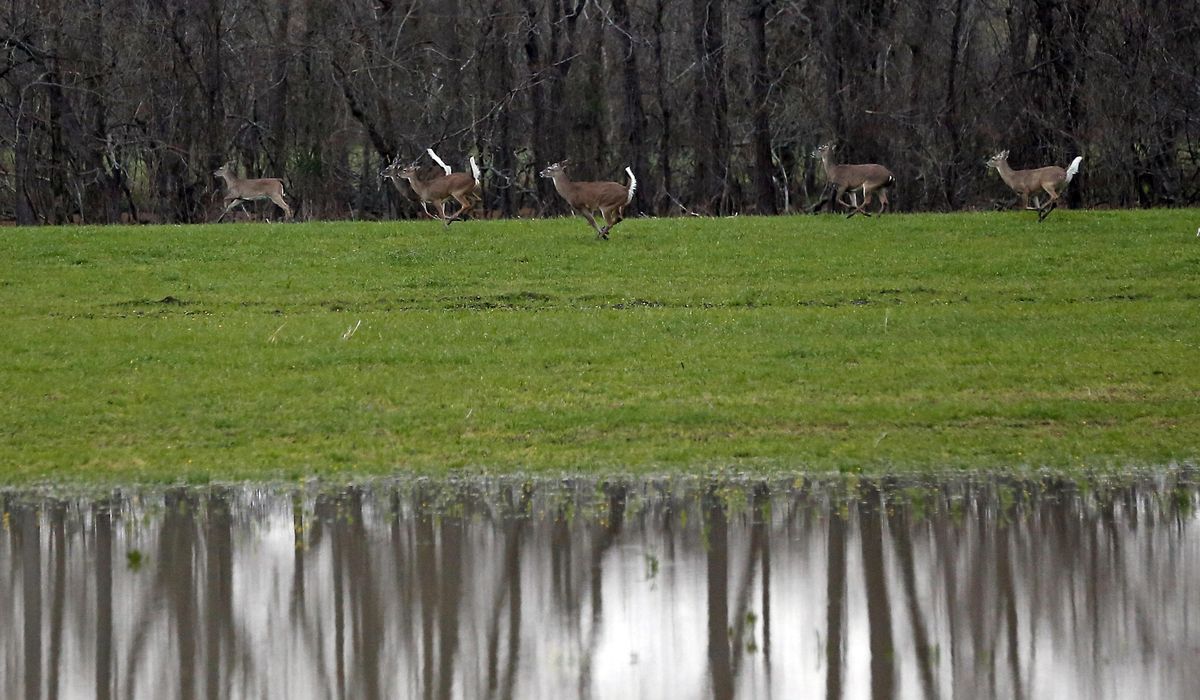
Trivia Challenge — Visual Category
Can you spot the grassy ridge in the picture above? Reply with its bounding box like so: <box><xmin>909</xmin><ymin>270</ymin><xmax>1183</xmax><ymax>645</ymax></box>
<box><xmin>1</xmin><ymin>210</ymin><xmax>1198</xmax><ymax>484</ymax></box>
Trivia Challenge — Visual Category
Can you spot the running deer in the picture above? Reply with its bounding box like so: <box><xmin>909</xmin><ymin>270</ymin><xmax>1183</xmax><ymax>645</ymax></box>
<box><xmin>213</xmin><ymin>162</ymin><xmax>292</xmax><ymax>222</ymax></box>
<box><xmin>382</xmin><ymin>149</ymin><xmax>482</xmax><ymax>227</ymax></box>
<box><xmin>539</xmin><ymin>161</ymin><xmax>636</xmax><ymax>239</ymax></box>
<box><xmin>810</xmin><ymin>143</ymin><xmax>895</xmax><ymax>217</ymax></box>
<box><xmin>985</xmin><ymin>150</ymin><xmax>1083</xmax><ymax>222</ymax></box>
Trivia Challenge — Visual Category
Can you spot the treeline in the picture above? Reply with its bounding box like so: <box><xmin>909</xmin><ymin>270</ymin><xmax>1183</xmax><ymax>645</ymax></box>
<box><xmin>2</xmin><ymin>0</ymin><xmax>1198</xmax><ymax>224</ymax></box>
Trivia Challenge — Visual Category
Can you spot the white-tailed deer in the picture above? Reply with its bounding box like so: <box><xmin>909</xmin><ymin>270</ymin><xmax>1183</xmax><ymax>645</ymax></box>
<box><xmin>213</xmin><ymin>162</ymin><xmax>292</xmax><ymax>222</ymax></box>
<box><xmin>539</xmin><ymin>161</ymin><xmax>636</xmax><ymax>239</ymax></box>
<box><xmin>810</xmin><ymin>143</ymin><xmax>895</xmax><ymax>218</ymax></box>
<box><xmin>382</xmin><ymin>149</ymin><xmax>482</xmax><ymax>227</ymax></box>
<box><xmin>986</xmin><ymin>150</ymin><xmax>1082</xmax><ymax>222</ymax></box>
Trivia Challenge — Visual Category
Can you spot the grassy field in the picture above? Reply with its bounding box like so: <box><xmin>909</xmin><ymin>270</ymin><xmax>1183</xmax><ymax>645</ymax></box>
<box><xmin>1</xmin><ymin>209</ymin><xmax>1198</xmax><ymax>484</ymax></box>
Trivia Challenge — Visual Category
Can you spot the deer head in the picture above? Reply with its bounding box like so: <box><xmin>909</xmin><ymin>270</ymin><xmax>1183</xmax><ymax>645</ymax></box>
<box><xmin>397</xmin><ymin>164</ymin><xmax>423</xmax><ymax>182</ymax></box>
<box><xmin>985</xmin><ymin>150</ymin><xmax>1009</xmax><ymax>169</ymax></box>
<box><xmin>811</xmin><ymin>143</ymin><xmax>835</xmax><ymax>160</ymax></box>
<box><xmin>380</xmin><ymin>156</ymin><xmax>406</xmax><ymax>181</ymax></box>
<box><xmin>380</xmin><ymin>156</ymin><xmax>429</xmax><ymax>184</ymax></box>
<box><xmin>213</xmin><ymin>161</ymin><xmax>236</xmax><ymax>179</ymax></box>
<box><xmin>539</xmin><ymin>160</ymin><xmax>569</xmax><ymax>179</ymax></box>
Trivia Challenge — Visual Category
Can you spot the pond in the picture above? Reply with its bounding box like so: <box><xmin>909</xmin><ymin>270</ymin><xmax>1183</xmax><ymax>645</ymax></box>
<box><xmin>2</xmin><ymin>472</ymin><xmax>1198</xmax><ymax>699</ymax></box>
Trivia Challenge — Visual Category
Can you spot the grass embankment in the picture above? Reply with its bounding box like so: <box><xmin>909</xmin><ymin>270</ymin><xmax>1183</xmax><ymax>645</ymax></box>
<box><xmin>1</xmin><ymin>210</ymin><xmax>1198</xmax><ymax>484</ymax></box>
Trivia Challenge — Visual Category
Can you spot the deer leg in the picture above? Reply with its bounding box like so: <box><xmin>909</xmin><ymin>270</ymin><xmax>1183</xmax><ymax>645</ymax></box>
<box><xmin>834</xmin><ymin>186</ymin><xmax>857</xmax><ymax>212</ymax></box>
<box><xmin>864</xmin><ymin>187</ymin><xmax>883</xmax><ymax>217</ymax></box>
<box><xmin>595</xmin><ymin>210</ymin><xmax>612</xmax><ymax>239</ymax></box>
<box><xmin>270</xmin><ymin>194</ymin><xmax>292</xmax><ymax>221</ymax></box>
<box><xmin>435</xmin><ymin>199</ymin><xmax>450</xmax><ymax>225</ymax></box>
<box><xmin>877</xmin><ymin>189</ymin><xmax>890</xmax><ymax>215</ymax></box>
<box><xmin>215</xmin><ymin>198</ymin><xmax>242</xmax><ymax>223</ymax></box>
<box><xmin>458</xmin><ymin>193</ymin><xmax>477</xmax><ymax>219</ymax></box>
<box><xmin>1040</xmin><ymin>183</ymin><xmax>1060</xmax><ymax>208</ymax></box>
<box><xmin>446</xmin><ymin>192</ymin><xmax>475</xmax><ymax>225</ymax></box>
<box><xmin>1035</xmin><ymin>184</ymin><xmax>1062</xmax><ymax>222</ymax></box>
<box><xmin>579</xmin><ymin>210</ymin><xmax>605</xmax><ymax>238</ymax></box>
<box><xmin>600</xmin><ymin>206</ymin><xmax>623</xmax><ymax>237</ymax></box>
<box><xmin>1038</xmin><ymin>198</ymin><xmax>1057</xmax><ymax>222</ymax></box>
<box><xmin>860</xmin><ymin>189</ymin><xmax>875</xmax><ymax>217</ymax></box>
<box><xmin>847</xmin><ymin>187</ymin><xmax>874</xmax><ymax>219</ymax></box>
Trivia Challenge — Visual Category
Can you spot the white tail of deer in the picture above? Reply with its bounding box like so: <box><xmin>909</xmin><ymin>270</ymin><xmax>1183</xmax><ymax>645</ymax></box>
<box><xmin>382</xmin><ymin>151</ymin><xmax>482</xmax><ymax>227</ymax></box>
<box><xmin>539</xmin><ymin>161</ymin><xmax>636</xmax><ymax>239</ymax></box>
<box><xmin>427</xmin><ymin>148</ymin><xmax>452</xmax><ymax>176</ymax></box>
<box><xmin>213</xmin><ymin>162</ymin><xmax>292</xmax><ymax>222</ymax></box>
<box><xmin>986</xmin><ymin>150</ymin><xmax>1082</xmax><ymax>222</ymax></box>
<box><xmin>811</xmin><ymin>143</ymin><xmax>895</xmax><ymax>218</ymax></box>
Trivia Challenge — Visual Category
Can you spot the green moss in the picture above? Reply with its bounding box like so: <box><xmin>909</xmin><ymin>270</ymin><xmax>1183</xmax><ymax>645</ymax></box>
<box><xmin>0</xmin><ymin>210</ymin><xmax>1198</xmax><ymax>485</ymax></box>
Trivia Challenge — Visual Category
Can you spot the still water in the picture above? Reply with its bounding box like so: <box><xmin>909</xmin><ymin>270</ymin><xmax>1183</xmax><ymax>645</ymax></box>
<box><xmin>2</xmin><ymin>473</ymin><xmax>1198</xmax><ymax>699</ymax></box>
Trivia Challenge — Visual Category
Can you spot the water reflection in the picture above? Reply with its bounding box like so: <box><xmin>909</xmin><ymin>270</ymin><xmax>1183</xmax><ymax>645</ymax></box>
<box><xmin>2</xmin><ymin>474</ymin><xmax>1198</xmax><ymax>699</ymax></box>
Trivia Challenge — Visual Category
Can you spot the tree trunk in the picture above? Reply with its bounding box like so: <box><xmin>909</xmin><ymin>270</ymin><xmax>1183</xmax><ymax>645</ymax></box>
<box><xmin>691</xmin><ymin>0</ymin><xmax>733</xmax><ymax>213</ymax></box>
<box><xmin>653</xmin><ymin>0</ymin><xmax>673</xmax><ymax>214</ymax></box>
<box><xmin>203</xmin><ymin>0</ymin><xmax>225</xmax><ymax>172</ymax></box>
<box><xmin>746</xmin><ymin>0</ymin><xmax>777</xmax><ymax>214</ymax></box>
<box><xmin>270</xmin><ymin>0</ymin><xmax>292</xmax><ymax>175</ymax></box>
<box><xmin>942</xmin><ymin>0</ymin><xmax>967</xmax><ymax>209</ymax></box>
<box><xmin>10</xmin><ymin>77</ymin><xmax>36</xmax><ymax>225</ymax></box>
<box><xmin>611</xmin><ymin>0</ymin><xmax>650</xmax><ymax>215</ymax></box>
<box><xmin>522</xmin><ymin>0</ymin><xmax>551</xmax><ymax>212</ymax></box>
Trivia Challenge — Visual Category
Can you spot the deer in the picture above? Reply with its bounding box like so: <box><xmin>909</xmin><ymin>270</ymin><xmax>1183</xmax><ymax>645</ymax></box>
<box><xmin>809</xmin><ymin>143</ymin><xmax>895</xmax><ymax>218</ymax></box>
<box><xmin>212</xmin><ymin>162</ymin><xmax>292</xmax><ymax>222</ymax></box>
<box><xmin>382</xmin><ymin>148</ymin><xmax>482</xmax><ymax>227</ymax></box>
<box><xmin>985</xmin><ymin>150</ymin><xmax>1083</xmax><ymax>222</ymax></box>
<box><xmin>539</xmin><ymin>161</ymin><xmax>636</xmax><ymax>239</ymax></box>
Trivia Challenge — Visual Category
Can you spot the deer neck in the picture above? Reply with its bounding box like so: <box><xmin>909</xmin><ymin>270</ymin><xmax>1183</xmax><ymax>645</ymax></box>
<box><xmin>549</xmin><ymin>171</ymin><xmax>577</xmax><ymax>200</ymax></box>
<box><xmin>402</xmin><ymin>175</ymin><xmax>427</xmax><ymax>194</ymax></box>
<box><xmin>993</xmin><ymin>159</ymin><xmax>1019</xmax><ymax>189</ymax></box>
<box><xmin>819</xmin><ymin>153</ymin><xmax>838</xmax><ymax>181</ymax></box>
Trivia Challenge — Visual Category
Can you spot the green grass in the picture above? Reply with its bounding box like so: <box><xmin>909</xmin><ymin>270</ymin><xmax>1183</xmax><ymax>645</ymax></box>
<box><xmin>1</xmin><ymin>210</ymin><xmax>1198</xmax><ymax>484</ymax></box>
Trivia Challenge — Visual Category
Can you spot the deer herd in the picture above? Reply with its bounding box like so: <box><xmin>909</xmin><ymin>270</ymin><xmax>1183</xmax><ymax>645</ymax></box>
<box><xmin>213</xmin><ymin>144</ymin><xmax>1084</xmax><ymax>234</ymax></box>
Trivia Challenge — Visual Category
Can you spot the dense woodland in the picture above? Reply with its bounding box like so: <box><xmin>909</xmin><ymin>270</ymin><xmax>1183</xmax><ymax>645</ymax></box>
<box><xmin>2</xmin><ymin>0</ymin><xmax>1198</xmax><ymax>224</ymax></box>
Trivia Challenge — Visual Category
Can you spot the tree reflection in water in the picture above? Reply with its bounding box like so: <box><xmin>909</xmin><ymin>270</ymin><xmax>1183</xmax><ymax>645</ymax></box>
<box><xmin>2</xmin><ymin>473</ymin><xmax>1198</xmax><ymax>699</ymax></box>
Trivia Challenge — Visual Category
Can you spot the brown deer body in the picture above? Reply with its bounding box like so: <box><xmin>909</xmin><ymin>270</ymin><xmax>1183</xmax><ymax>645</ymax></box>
<box><xmin>986</xmin><ymin>150</ymin><xmax>1082</xmax><ymax>221</ymax></box>
<box><xmin>213</xmin><ymin>162</ymin><xmax>292</xmax><ymax>222</ymax></box>
<box><xmin>539</xmin><ymin>161</ymin><xmax>636</xmax><ymax>239</ymax></box>
<box><xmin>382</xmin><ymin>150</ymin><xmax>482</xmax><ymax>227</ymax></box>
<box><xmin>812</xmin><ymin>143</ymin><xmax>894</xmax><ymax>218</ymax></box>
